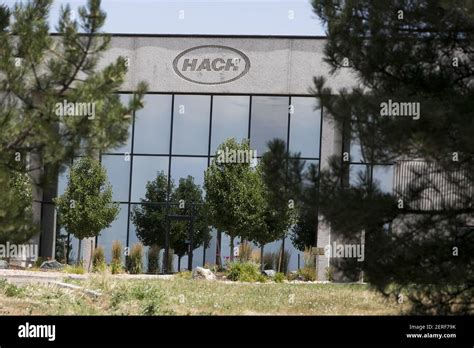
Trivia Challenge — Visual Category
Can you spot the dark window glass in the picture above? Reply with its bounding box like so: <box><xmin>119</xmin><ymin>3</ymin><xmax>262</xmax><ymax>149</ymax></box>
<box><xmin>289</xmin><ymin>97</ymin><xmax>321</xmax><ymax>158</ymax></box>
<box><xmin>211</xmin><ymin>96</ymin><xmax>250</xmax><ymax>154</ymax></box>
<box><xmin>97</xmin><ymin>204</ymin><xmax>128</xmax><ymax>263</ymax></box>
<box><xmin>131</xmin><ymin>156</ymin><xmax>169</xmax><ymax>202</ymax></box>
<box><xmin>134</xmin><ymin>95</ymin><xmax>172</xmax><ymax>154</ymax></box>
<box><xmin>171</xmin><ymin>157</ymin><xmax>208</xmax><ymax>188</ymax></box>
<box><xmin>250</xmin><ymin>96</ymin><xmax>289</xmax><ymax>154</ymax></box>
<box><xmin>350</xmin><ymin>133</ymin><xmax>364</xmax><ymax>163</ymax></box>
<box><xmin>350</xmin><ymin>164</ymin><xmax>369</xmax><ymax>187</ymax></box>
<box><xmin>110</xmin><ymin>94</ymin><xmax>133</xmax><ymax>153</ymax></box>
<box><xmin>101</xmin><ymin>155</ymin><xmax>131</xmax><ymax>202</ymax></box>
<box><xmin>172</xmin><ymin>95</ymin><xmax>210</xmax><ymax>155</ymax></box>
<box><xmin>373</xmin><ymin>165</ymin><xmax>394</xmax><ymax>194</ymax></box>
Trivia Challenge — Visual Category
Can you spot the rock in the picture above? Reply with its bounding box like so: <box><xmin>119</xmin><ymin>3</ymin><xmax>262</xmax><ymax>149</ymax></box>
<box><xmin>262</xmin><ymin>270</ymin><xmax>276</xmax><ymax>277</ymax></box>
<box><xmin>0</xmin><ymin>260</ymin><xmax>8</xmax><ymax>269</ymax></box>
<box><xmin>40</xmin><ymin>260</ymin><xmax>64</xmax><ymax>270</ymax></box>
<box><xmin>192</xmin><ymin>267</ymin><xmax>216</xmax><ymax>280</ymax></box>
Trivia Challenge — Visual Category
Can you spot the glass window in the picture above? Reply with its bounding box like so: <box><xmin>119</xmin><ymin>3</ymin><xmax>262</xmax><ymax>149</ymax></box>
<box><xmin>131</xmin><ymin>156</ymin><xmax>169</xmax><ymax>202</ymax></box>
<box><xmin>172</xmin><ymin>95</ymin><xmax>210</xmax><ymax>155</ymax></box>
<box><xmin>211</xmin><ymin>96</ymin><xmax>250</xmax><ymax>154</ymax></box>
<box><xmin>67</xmin><ymin>232</ymin><xmax>80</xmax><ymax>265</ymax></box>
<box><xmin>101</xmin><ymin>155</ymin><xmax>131</xmax><ymax>202</ymax></box>
<box><xmin>350</xmin><ymin>134</ymin><xmax>364</xmax><ymax>163</ymax></box>
<box><xmin>250</xmin><ymin>96</ymin><xmax>289</xmax><ymax>155</ymax></box>
<box><xmin>97</xmin><ymin>204</ymin><xmax>128</xmax><ymax>263</ymax></box>
<box><xmin>373</xmin><ymin>165</ymin><xmax>394</xmax><ymax>194</ymax></box>
<box><xmin>110</xmin><ymin>94</ymin><xmax>133</xmax><ymax>154</ymax></box>
<box><xmin>350</xmin><ymin>164</ymin><xmax>369</xmax><ymax>187</ymax></box>
<box><xmin>57</xmin><ymin>165</ymin><xmax>70</xmax><ymax>196</ymax></box>
<box><xmin>134</xmin><ymin>94</ymin><xmax>172</xmax><ymax>154</ymax></box>
<box><xmin>289</xmin><ymin>97</ymin><xmax>321</xmax><ymax>158</ymax></box>
<box><xmin>171</xmin><ymin>157</ymin><xmax>208</xmax><ymax>188</ymax></box>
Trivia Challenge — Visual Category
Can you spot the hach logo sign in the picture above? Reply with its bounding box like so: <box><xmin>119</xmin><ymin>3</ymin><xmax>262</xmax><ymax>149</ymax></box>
<box><xmin>173</xmin><ymin>45</ymin><xmax>250</xmax><ymax>85</ymax></box>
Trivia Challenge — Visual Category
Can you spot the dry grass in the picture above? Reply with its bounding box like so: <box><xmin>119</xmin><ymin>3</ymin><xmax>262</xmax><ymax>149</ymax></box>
<box><xmin>0</xmin><ymin>277</ymin><xmax>409</xmax><ymax>315</ymax></box>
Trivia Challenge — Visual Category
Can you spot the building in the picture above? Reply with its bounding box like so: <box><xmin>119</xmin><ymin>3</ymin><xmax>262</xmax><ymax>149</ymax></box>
<box><xmin>37</xmin><ymin>34</ymin><xmax>395</xmax><ymax>279</ymax></box>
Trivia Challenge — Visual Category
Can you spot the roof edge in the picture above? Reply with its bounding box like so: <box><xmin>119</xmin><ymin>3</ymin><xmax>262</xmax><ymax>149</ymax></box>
<box><xmin>49</xmin><ymin>33</ymin><xmax>327</xmax><ymax>39</ymax></box>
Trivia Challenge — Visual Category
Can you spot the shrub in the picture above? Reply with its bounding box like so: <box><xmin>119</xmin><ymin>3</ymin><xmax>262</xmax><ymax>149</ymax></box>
<box><xmin>250</xmin><ymin>249</ymin><xmax>261</xmax><ymax>264</ymax></box>
<box><xmin>63</xmin><ymin>264</ymin><xmax>85</xmax><ymax>274</ymax></box>
<box><xmin>0</xmin><ymin>279</ymin><xmax>24</xmax><ymax>297</ymax></box>
<box><xmin>127</xmin><ymin>243</ymin><xmax>143</xmax><ymax>274</ymax></box>
<box><xmin>274</xmin><ymin>272</ymin><xmax>286</xmax><ymax>283</ymax></box>
<box><xmin>263</xmin><ymin>252</ymin><xmax>276</xmax><ymax>270</ymax></box>
<box><xmin>111</xmin><ymin>240</ymin><xmax>123</xmax><ymax>274</ymax></box>
<box><xmin>176</xmin><ymin>270</ymin><xmax>192</xmax><ymax>279</ymax></box>
<box><xmin>92</xmin><ymin>246</ymin><xmax>106</xmax><ymax>273</ymax></box>
<box><xmin>238</xmin><ymin>241</ymin><xmax>253</xmax><ymax>262</ymax></box>
<box><xmin>34</xmin><ymin>257</ymin><xmax>46</xmax><ymax>268</ymax></box>
<box><xmin>147</xmin><ymin>245</ymin><xmax>161</xmax><ymax>274</ymax></box>
<box><xmin>203</xmin><ymin>263</ymin><xmax>219</xmax><ymax>273</ymax></box>
<box><xmin>325</xmin><ymin>266</ymin><xmax>334</xmax><ymax>282</ymax></box>
<box><xmin>226</xmin><ymin>261</ymin><xmax>261</xmax><ymax>282</ymax></box>
<box><xmin>297</xmin><ymin>267</ymin><xmax>316</xmax><ymax>281</ymax></box>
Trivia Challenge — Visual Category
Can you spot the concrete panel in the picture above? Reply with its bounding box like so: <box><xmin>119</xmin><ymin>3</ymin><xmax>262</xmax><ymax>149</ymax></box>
<box><xmin>98</xmin><ymin>36</ymin><xmax>357</xmax><ymax>95</ymax></box>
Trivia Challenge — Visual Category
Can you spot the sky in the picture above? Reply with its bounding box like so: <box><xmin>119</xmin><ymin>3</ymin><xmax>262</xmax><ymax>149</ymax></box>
<box><xmin>4</xmin><ymin>0</ymin><xmax>326</xmax><ymax>36</ymax></box>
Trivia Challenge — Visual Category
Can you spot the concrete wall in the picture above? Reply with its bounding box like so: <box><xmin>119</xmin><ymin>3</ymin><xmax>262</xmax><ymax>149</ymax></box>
<box><xmin>98</xmin><ymin>36</ymin><xmax>357</xmax><ymax>95</ymax></box>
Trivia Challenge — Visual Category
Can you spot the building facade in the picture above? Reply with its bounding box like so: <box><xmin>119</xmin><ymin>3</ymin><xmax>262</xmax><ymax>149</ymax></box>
<box><xmin>38</xmin><ymin>35</ymin><xmax>395</xmax><ymax>279</ymax></box>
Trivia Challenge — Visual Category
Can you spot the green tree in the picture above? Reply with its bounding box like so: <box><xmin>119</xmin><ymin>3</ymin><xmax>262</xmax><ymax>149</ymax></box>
<box><xmin>55</xmin><ymin>157</ymin><xmax>119</xmax><ymax>264</ymax></box>
<box><xmin>171</xmin><ymin>176</ymin><xmax>210</xmax><ymax>271</ymax></box>
<box><xmin>291</xmin><ymin>163</ymin><xmax>320</xmax><ymax>251</ymax></box>
<box><xmin>0</xmin><ymin>170</ymin><xmax>38</xmax><ymax>244</ymax></box>
<box><xmin>260</xmin><ymin>139</ymin><xmax>303</xmax><ymax>272</ymax></box>
<box><xmin>204</xmin><ymin>138</ymin><xmax>262</xmax><ymax>262</ymax></box>
<box><xmin>131</xmin><ymin>171</ymin><xmax>171</xmax><ymax>249</ymax></box>
<box><xmin>312</xmin><ymin>0</ymin><xmax>473</xmax><ymax>313</ymax></box>
<box><xmin>243</xmin><ymin>165</ymin><xmax>274</xmax><ymax>271</ymax></box>
<box><xmin>0</xmin><ymin>0</ymin><xmax>146</xmax><ymax>243</ymax></box>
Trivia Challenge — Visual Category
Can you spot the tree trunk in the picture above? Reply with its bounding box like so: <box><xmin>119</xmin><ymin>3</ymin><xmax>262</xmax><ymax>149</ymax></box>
<box><xmin>216</xmin><ymin>229</ymin><xmax>222</xmax><ymax>269</ymax></box>
<box><xmin>178</xmin><ymin>256</ymin><xmax>181</xmax><ymax>272</ymax></box>
<box><xmin>77</xmin><ymin>238</ymin><xmax>82</xmax><ymax>266</ymax></box>
<box><xmin>260</xmin><ymin>245</ymin><xmax>264</xmax><ymax>272</ymax></box>
<box><xmin>230</xmin><ymin>236</ymin><xmax>234</xmax><ymax>262</ymax></box>
<box><xmin>278</xmin><ymin>237</ymin><xmax>285</xmax><ymax>273</ymax></box>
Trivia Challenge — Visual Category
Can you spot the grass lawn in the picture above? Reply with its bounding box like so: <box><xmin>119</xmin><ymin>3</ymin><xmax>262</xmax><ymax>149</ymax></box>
<box><xmin>0</xmin><ymin>276</ymin><xmax>409</xmax><ymax>315</ymax></box>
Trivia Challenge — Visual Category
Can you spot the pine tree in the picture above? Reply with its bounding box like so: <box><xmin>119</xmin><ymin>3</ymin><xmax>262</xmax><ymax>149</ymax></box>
<box><xmin>0</xmin><ymin>0</ymin><xmax>146</xmax><ymax>243</ymax></box>
<box><xmin>312</xmin><ymin>0</ymin><xmax>473</xmax><ymax>314</ymax></box>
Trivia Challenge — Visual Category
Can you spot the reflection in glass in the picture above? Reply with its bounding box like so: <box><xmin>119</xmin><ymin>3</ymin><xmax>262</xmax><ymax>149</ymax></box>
<box><xmin>97</xmin><ymin>204</ymin><xmax>128</xmax><ymax>263</ymax></box>
<box><xmin>250</xmin><ymin>96</ymin><xmax>289</xmax><ymax>154</ymax></box>
<box><xmin>171</xmin><ymin>157</ymin><xmax>208</xmax><ymax>188</ymax></box>
<box><xmin>289</xmin><ymin>97</ymin><xmax>321</xmax><ymax>158</ymax></box>
<box><xmin>131</xmin><ymin>156</ymin><xmax>169</xmax><ymax>202</ymax></box>
<box><xmin>350</xmin><ymin>134</ymin><xmax>364</xmax><ymax>163</ymax></box>
<box><xmin>110</xmin><ymin>94</ymin><xmax>133</xmax><ymax>153</ymax></box>
<box><xmin>211</xmin><ymin>96</ymin><xmax>250</xmax><ymax>154</ymax></box>
<box><xmin>101</xmin><ymin>155</ymin><xmax>130</xmax><ymax>202</ymax></box>
<box><xmin>172</xmin><ymin>95</ymin><xmax>210</xmax><ymax>155</ymax></box>
<box><xmin>373</xmin><ymin>165</ymin><xmax>394</xmax><ymax>194</ymax></box>
<box><xmin>350</xmin><ymin>164</ymin><xmax>369</xmax><ymax>187</ymax></box>
<box><xmin>134</xmin><ymin>95</ymin><xmax>172</xmax><ymax>154</ymax></box>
